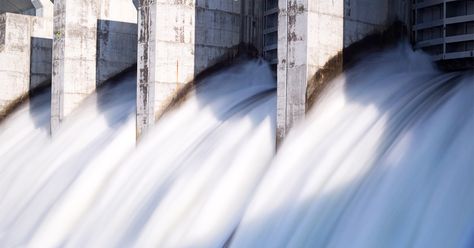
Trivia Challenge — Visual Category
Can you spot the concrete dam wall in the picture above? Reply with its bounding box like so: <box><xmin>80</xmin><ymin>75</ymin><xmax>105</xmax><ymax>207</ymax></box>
<box><xmin>50</xmin><ymin>0</ymin><xmax>138</xmax><ymax>132</ymax></box>
<box><xmin>0</xmin><ymin>0</ymin><xmax>472</xmax><ymax>143</ymax></box>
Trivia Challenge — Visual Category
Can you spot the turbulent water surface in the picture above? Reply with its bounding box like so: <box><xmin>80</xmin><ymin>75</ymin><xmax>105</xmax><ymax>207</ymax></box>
<box><xmin>0</xmin><ymin>46</ymin><xmax>472</xmax><ymax>248</ymax></box>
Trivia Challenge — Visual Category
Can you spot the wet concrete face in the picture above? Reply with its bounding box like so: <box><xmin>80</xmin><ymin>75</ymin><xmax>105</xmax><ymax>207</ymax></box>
<box><xmin>30</xmin><ymin>37</ymin><xmax>53</xmax><ymax>89</ymax></box>
<box><xmin>136</xmin><ymin>0</ymin><xmax>154</xmax><ymax>138</ymax></box>
<box><xmin>51</xmin><ymin>0</ymin><xmax>99</xmax><ymax>133</ymax></box>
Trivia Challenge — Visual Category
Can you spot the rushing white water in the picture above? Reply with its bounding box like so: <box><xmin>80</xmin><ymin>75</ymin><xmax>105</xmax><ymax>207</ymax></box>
<box><xmin>0</xmin><ymin>45</ymin><xmax>473</xmax><ymax>248</ymax></box>
<box><xmin>231</xmin><ymin>46</ymin><xmax>474</xmax><ymax>248</ymax></box>
<box><xmin>0</xmin><ymin>60</ymin><xmax>276</xmax><ymax>247</ymax></box>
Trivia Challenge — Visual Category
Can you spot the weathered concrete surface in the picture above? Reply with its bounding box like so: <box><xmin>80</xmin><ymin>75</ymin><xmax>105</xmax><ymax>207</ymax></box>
<box><xmin>136</xmin><ymin>0</ymin><xmax>157</xmax><ymax>137</ymax></box>
<box><xmin>51</xmin><ymin>0</ymin><xmax>99</xmax><ymax>132</ymax></box>
<box><xmin>136</xmin><ymin>0</ymin><xmax>263</xmax><ymax>138</ymax></box>
<box><xmin>97</xmin><ymin>0</ymin><xmax>137</xmax><ymax>84</ymax></box>
<box><xmin>276</xmin><ymin>0</ymin><xmax>408</xmax><ymax>143</ymax></box>
<box><xmin>0</xmin><ymin>13</ymin><xmax>52</xmax><ymax>118</ymax></box>
<box><xmin>51</xmin><ymin>0</ymin><xmax>137</xmax><ymax>132</ymax></box>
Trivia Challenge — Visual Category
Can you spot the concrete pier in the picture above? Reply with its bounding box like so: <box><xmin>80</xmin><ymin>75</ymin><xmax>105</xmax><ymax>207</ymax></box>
<box><xmin>276</xmin><ymin>0</ymin><xmax>408</xmax><ymax>143</ymax></box>
<box><xmin>136</xmin><ymin>0</ymin><xmax>263</xmax><ymax>138</ymax></box>
<box><xmin>0</xmin><ymin>11</ymin><xmax>52</xmax><ymax>118</ymax></box>
<box><xmin>51</xmin><ymin>0</ymin><xmax>137</xmax><ymax>132</ymax></box>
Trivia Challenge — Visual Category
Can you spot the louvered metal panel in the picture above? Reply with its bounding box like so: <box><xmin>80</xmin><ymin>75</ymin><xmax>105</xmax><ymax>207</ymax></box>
<box><xmin>413</xmin><ymin>0</ymin><xmax>474</xmax><ymax>62</ymax></box>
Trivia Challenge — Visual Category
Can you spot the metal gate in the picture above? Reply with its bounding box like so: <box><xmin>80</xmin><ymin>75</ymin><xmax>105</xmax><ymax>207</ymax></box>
<box><xmin>413</xmin><ymin>0</ymin><xmax>474</xmax><ymax>61</ymax></box>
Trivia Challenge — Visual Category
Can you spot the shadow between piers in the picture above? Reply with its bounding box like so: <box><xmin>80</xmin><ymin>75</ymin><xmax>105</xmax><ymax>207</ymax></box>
<box><xmin>96</xmin><ymin>19</ymin><xmax>137</xmax><ymax>86</ymax></box>
<box><xmin>95</xmin><ymin>67</ymin><xmax>137</xmax><ymax>128</ymax></box>
<box><xmin>95</xmin><ymin>18</ymin><xmax>137</xmax><ymax>127</ymax></box>
<box><xmin>27</xmin><ymin>83</ymin><xmax>51</xmax><ymax>130</ymax></box>
<box><xmin>27</xmin><ymin>36</ymin><xmax>52</xmax><ymax>130</ymax></box>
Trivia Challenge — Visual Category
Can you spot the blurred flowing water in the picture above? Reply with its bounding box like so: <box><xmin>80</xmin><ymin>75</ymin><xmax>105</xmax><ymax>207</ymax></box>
<box><xmin>230</xmin><ymin>46</ymin><xmax>474</xmax><ymax>248</ymax></box>
<box><xmin>0</xmin><ymin>45</ymin><xmax>472</xmax><ymax>248</ymax></box>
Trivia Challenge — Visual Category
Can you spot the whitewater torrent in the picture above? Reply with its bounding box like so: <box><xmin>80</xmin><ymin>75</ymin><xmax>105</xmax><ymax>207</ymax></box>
<box><xmin>0</xmin><ymin>45</ymin><xmax>472</xmax><ymax>248</ymax></box>
<box><xmin>231</xmin><ymin>46</ymin><xmax>474</xmax><ymax>248</ymax></box>
<box><xmin>0</xmin><ymin>60</ymin><xmax>276</xmax><ymax>248</ymax></box>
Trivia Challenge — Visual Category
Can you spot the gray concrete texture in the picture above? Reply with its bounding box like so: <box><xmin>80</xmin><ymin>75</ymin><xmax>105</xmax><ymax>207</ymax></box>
<box><xmin>0</xmin><ymin>0</ymin><xmax>54</xmax><ymax>17</ymax></box>
<box><xmin>51</xmin><ymin>0</ymin><xmax>137</xmax><ymax>133</ymax></box>
<box><xmin>0</xmin><ymin>0</ymin><xmax>35</xmax><ymax>16</ymax></box>
<box><xmin>136</xmin><ymin>0</ymin><xmax>263</xmax><ymax>138</ymax></box>
<box><xmin>276</xmin><ymin>0</ymin><xmax>410</xmax><ymax>143</ymax></box>
<box><xmin>0</xmin><ymin>12</ymin><xmax>52</xmax><ymax>118</ymax></box>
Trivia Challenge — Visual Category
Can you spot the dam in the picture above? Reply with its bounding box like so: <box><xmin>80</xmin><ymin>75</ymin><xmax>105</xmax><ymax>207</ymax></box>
<box><xmin>0</xmin><ymin>0</ymin><xmax>473</xmax><ymax>247</ymax></box>
<box><xmin>0</xmin><ymin>0</ymin><xmax>472</xmax><ymax>140</ymax></box>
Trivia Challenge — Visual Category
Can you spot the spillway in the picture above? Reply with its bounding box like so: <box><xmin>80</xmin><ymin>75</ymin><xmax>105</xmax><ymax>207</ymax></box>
<box><xmin>231</xmin><ymin>45</ymin><xmax>474</xmax><ymax>248</ymax></box>
<box><xmin>0</xmin><ymin>44</ymin><xmax>473</xmax><ymax>248</ymax></box>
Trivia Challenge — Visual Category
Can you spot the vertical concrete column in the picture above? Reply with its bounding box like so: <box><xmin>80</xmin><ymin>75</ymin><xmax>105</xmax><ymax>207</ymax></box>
<box><xmin>278</xmin><ymin>0</ymin><xmax>343</xmax><ymax>143</ymax></box>
<box><xmin>51</xmin><ymin>0</ymin><xmax>99</xmax><ymax>132</ymax></box>
<box><xmin>277</xmin><ymin>0</ymin><xmax>393</xmax><ymax>143</ymax></box>
<box><xmin>194</xmin><ymin>1</ymin><xmax>241</xmax><ymax>72</ymax></box>
<box><xmin>136</xmin><ymin>0</ymin><xmax>244</xmax><ymax>138</ymax></box>
<box><xmin>136</xmin><ymin>0</ymin><xmax>158</xmax><ymax>137</ymax></box>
